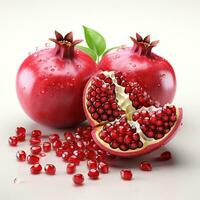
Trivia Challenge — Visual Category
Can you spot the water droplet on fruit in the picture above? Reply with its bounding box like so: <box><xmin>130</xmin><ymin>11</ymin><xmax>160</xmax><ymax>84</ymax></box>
<box><xmin>129</xmin><ymin>63</ymin><xmax>136</xmax><ymax>68</ymax></box>
<box><xmin>50</xmin><ymin>68</ymin><xmax>55</xmax><ymax>72</ymax></box>
<box><xmin>34</xmin><ymin>54</ymin><xmax>38</xmax><ymax>57</ymax></box>
<box><xmin>40</xmin><ymin>90</ymin><xmax>45</xmax><ymax>94</ymax></box>
<box><xmin>114</xmin><ymin>55</ymin><xmax>120</xmax><ymax>59</ymax></box>
<box><xmin>77</xmin><ymin>65</ymin><xmax>81</xmax><ymax>68</ymax></box>
<box><xmin>160</xmin><ymin>74</ymin><xmax>166</xmax><ymax>80</ymax></box>
<box><xmin>157</xmin><ymin>84</ymin><xmax>161</xmax><ymax>87</ymax></box>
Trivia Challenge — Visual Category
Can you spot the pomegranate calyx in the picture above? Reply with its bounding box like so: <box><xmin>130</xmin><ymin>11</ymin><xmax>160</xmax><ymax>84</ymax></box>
<box><xmin>49</xmin><ymin>31</ymin><xmax>83</xmax><ymax>59</ymax></box>
<box><xmin>130</xmin><ymin>33</ymin><xmax>159</xmax><ymax>57</ymax></box>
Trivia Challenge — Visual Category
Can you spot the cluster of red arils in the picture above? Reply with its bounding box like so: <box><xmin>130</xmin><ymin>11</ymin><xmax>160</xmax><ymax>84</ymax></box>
<box><xmin>9</xmin><ymin>125</ymin><xmax>172</xmax><ymax>185</ymax></box>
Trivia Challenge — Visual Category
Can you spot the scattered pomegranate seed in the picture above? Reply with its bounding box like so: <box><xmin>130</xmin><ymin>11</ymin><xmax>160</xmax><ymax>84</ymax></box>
<box><xmin>44</xmin><ymin>164</ymin><xmax>56</xmax><ymax>175</ymax></box>
<box><xmin>43</xmin><ymin>142</ymin><xmax>51</xmax><ymax>152</ymax></box>
<box><xmin>64</xmin><ymin>132</ymin><xmax>75</xmax><ymax>141</ymax></box>
<box><xmin>56</xmin><ymin>147</ymin><xmax>65</xmax><ymax>157</ymax></box>
<box><xmin>73</xmin><ymin>174</ymin><xmax>84</xmax><ymax>185</ymax></box>
<box><xmin>120</xmin><ymin>169</ymin><xmax>133</xmax><ymax>180</ymax></box>
<box><xmin>139</xmin><ymin>161</ymin><xmax>152</xmax><ymax>171</ymax></box>
<box><xmin>87</xmin><ymin>160</ymin><xmax>97</xmax><ymax>169</ymax></box>
<box><xmin>30</xmin><ymin>164</ymin><xmax>42</xmax><ymax>175</ymax></box>
<box><xmin>67</xmin><ymin>163</ymin><xmax>76</xmax><ymax>174</ymax></box>
<box><xmin>31</xmin><ymin>130</ymin><xmax>42</xmax><ymax>137</ymax></box>
<box><xmin>29</xmin><ymin>137</ymin><xmax>41</xmax><ymax>145</ymax></box>
<box><xmin>48</xmin><ymin>134</ymin><xmax>59</xmax><ymax>143</ymax></box>
<box><xmin>88</xmin><ymin>169</ymin><xmax>99</xmax><ymax>179</ymax></box>
<box><xmin>68</xmin><ymin>155</ymin><xmax>80</xmax><ymax>165</ymax></box>
<box><xmin>156</xmin><ymin>151</ymin><xmax>172</xmax><ymax>161</ymax></box>
<box><xmin>16</xmin><ymin>127</ymin><xmax>26</xmax><ymax>141</ymax></box>
<box><xmin>62</xmin><ymin>152</ymin><xmax>71</xmax><ymax>162</ymax></box>
<box><xmin>98</xmin><ymin>162</ymin><xmax>109</xmax><ymax>173</ymax></box>
<box><xmin>27</xmin><ymin>155</ymin><xmax>40</xmax><ymax>164</ymax></box>
<box><xmin>73</xmin><ymin>150</ymin><xmax>85</xmax><ymax>161</ymax></box>
<box><xmin>52</xmin><ymin>140</ymin><xmax>62</xmax><ymax>150</ymax></box>
<box><xmin>16</xmin><ymin>150</ymin><xmax>26</xmax><ymax>161</ymax></box>
<box><xmin>30</xmin><ymin>146</ymin><xmax>42</xmax><ymax>154</ymax></box>
<box><xmin>8</xmin><ymin>136</ymin><xmax>18</xmax><ymax>146</ymax></box>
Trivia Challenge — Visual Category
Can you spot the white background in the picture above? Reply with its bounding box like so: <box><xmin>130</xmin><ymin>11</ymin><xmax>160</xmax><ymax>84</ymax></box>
<box><xmin>0</xmin><ymin>0</ymin><xmax>200</xmax><ymax>199</ymax></box>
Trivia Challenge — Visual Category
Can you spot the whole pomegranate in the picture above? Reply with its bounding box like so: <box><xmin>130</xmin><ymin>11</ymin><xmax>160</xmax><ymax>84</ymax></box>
<box><xmin>99</xmin><ymin>33</ymin><xmax>176</xmax><ymax>105</ymax></box>
<box><xmin>16</xmin><ymin>31</ymin><xmax>97</xmax><ymax>128</ymax></box>
<box><xmin>83</xmin><ymin>71</ymin><xmax>182</xmax><ymax>157</ymax></box>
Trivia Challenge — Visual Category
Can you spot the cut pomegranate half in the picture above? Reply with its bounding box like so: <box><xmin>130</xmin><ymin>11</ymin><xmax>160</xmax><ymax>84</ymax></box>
<box><xmin>83</xmin><ymin>71</ymin><xmax>183</xmax><ymax>157</ymax></box>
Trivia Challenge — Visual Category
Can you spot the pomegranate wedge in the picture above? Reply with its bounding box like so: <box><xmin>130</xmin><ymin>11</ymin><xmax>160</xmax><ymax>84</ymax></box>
<box><xmin>83</xmin><ymin>71</ymin><xmax>183</xmax><ymax>157</ymax></box>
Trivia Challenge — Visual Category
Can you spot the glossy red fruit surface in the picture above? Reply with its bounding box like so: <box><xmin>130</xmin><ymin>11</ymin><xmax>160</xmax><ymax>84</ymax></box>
<box><xmin>44</xmin><ymin>164</ymin><xmax>56</xmax><ymax>175</ymax></box>
<box><xmin>16</xmin><ymin>31</ymin><xmax>97</xmax><ymax>128</ymax></box>
<box><xmin>30</xmin><ymin>164</ymin><xmax>42</xmax><ymax>175</ymax></box>
<box><xmin>16</xmin><ymin>150</ymin><xmax>26</xmax><ymax>161</ymax></box>
<box><xmin>98</xmin><ymin>162</ymin><xmax>109</xmax><ymax>173</ymax></box>
<box><xmin>73</xmin><ymin>174</ymin><xmax>84</xmax><ymax>185</ymax></box>
<box><xmin>83</xmin><ymin>71</ymin><xmax>183</xmax><ymax>157</ymax></box>
<box><xmin>120</xmin><ymin>169</ymin><xmax>133</xmax><ymax>180</ymax></box>
<box><xmin>99</xmin><ymin>34</ymin><xmax>176</xmax><ymax>105</ymax></box>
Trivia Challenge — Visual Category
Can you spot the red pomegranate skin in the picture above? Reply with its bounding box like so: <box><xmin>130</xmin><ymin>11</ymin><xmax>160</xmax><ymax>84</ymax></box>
<box><xmin>99</xmin><ymin>41</ymin><xmax>176</xmax><ymax>105</ymax></box>
<box><xmin>16</xmin><ymin>44</ymin><xmax>97</xmax><ymax>128</ymax></box>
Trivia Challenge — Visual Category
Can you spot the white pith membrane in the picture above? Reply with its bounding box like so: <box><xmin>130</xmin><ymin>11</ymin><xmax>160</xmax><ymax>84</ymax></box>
<box><xmin>86</xmin><ymin>71</ymin><xmax>180</xmax><ymax>153</ymax></box>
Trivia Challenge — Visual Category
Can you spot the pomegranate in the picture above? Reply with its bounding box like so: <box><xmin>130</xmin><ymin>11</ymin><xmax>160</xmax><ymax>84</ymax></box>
<box><xmin>99</xmin><ymin>33</ymin><xmax>176</xmax><ymax>105</ymax></box>
<box><xmin>83</xmin><ymin>71</ymin><xmax>183</xmax><ymax>157</ymax></box>
<box><xmin>16</xmin><ymin>31</ymin><xmax>97</xmax><ymax>128</ymax></box>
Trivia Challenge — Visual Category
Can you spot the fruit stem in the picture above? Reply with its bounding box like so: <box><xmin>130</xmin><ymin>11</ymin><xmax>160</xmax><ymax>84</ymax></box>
<box><xmin>130</xmin><ymin>33</ymin><xmax>159</xmax><ymax>57</ymax></box>
<box><xmin>49</xmin><ymin>31</ymin><xmax>82</xmax><ymax>59</ymax></box>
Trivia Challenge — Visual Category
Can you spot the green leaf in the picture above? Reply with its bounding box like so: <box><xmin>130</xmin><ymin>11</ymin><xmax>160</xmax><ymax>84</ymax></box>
<box><xmin>83</xmin><ymin>26</ymin><xmax>106</xmax><ymax>56</ymax></box>
<box><xmin>102</xmin><ymin>46</ymin><xmax>120</xmax><ymax>57</ymax></box>
<box><xmin>76</xmin><ymin>46</ymin><xmax>97</xmax><ymax>61</ymax></box>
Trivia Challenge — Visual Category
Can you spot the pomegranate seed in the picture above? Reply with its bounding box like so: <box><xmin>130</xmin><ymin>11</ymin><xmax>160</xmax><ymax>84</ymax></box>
<box><xmin>48</xmin><ymin>133</ymin><xmax>59</xmax><ymax>143</ymax></box>
<box><xmin>85</xmin><ymin>150</ymin><xmax>96</xmax><ymax>160</ymax></box>
<box><xmin>120</xmin><ymin>169</ymin><xmax>133</xmax><ymax>180</ymax></box>
<box><xmin>98</xmin><ymin>162</ymin><xmax>109</xmax><ymax>173</ymax></box>
<box><xmin>73</xmin><ymin>150</ymin><xmax>85</xmax><ymax>161</ymax></box>
<box><xmin>88</xmin><ymin>169</ymin><xmax>99</xmax><ymax>179</ymax></box>
<box><xmin>16</xmin><ymin>150</ymin><xmax>26</xmax><ymax>161</ymax></box>
<box><xmin>44</xmin><ymin>164</ymin><xmax>56</xmax><ymax>175</ymax></box>
<box><xmin>30</xmin><ymin>146</ymin><xmax>42</xmax><ymax>154</ymax></box>
<box><xmin>87</xmin><ymin>160</ymin><xmax>97</xmax><ymax>169</ymax></box>
<box><xmin>139</xmin><ymin>161</ymin><xmax>152</xmax><ymax>171</ymax></box>
<box><xmin>64</xmin><ymin>132</ymin><xmax>75</xmax><ymax>141</ymax></box>
<box><xmin>16</xmin><ymin>127</ymin><xmax>26</xmax><ymax>141</ymax></box>
<box><xmin>62</xmin><ymin>152</ymin><xmax>71</xmax><ymax>162</ymax></box>
<box><xmin>157</xmin><ymin>151</ymin><xmax>172</xmax><ymax>161</ymax></box>
<box><xmin>67</xmin><ymin>163</ymin><xmax>76</xmax><ymax>174</ymax></box>
<box><xmin>30</xmin><ymin>164</ymin><xmax>42</xmax><ymax>175</ymax></box>
<box><xmin>8</xmin><ymin>136</ymin><xmax>18</xmax><ymax>146</ymax></box>
<box><xmin>68</xmin><ymin>155</ymin><xmax>80</xmax><ymax>165</ymax></box>
<box><xmin>43</xmin><ymin>142</ymin><xmax>51</xmax><ymax>152</ymax></box>
<box><xmin>31</xmin><ymin>130</ymin><xmax>42</xmax><ymax>137</ymax></box>
<box><xmin>29</xmin><ymin>137</ymin><xmax>41</xmax><ymax>145</ymax></box>
<box><xmin>56</xmin><ymin>147</ymin><xmax>65</xmax><ymax>157</ymax></box>
<box><xmin>96</xmin><ymin>154</ymin><xmax>106</xmax><ymax>162</ymax></box>
<box><xmin>73</xmin><ymin>174</ymin><xmax>84</xmax><ymax>185</ymax></box>
<box><xmin>52</xmin><ymin>140</ymin><xmax>62</xmax><ymax>150</ymax></box>
<box><xmin>27</xmin><ymin>155</ymin><xmax>40</xmax><ymax>164</ymax></box>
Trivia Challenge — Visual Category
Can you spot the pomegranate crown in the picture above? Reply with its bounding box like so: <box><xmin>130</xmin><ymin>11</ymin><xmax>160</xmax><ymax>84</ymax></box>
<box><xmin>130</xmin><ymin>33</ymin><xmax>159</xmax><ymax>57</ymax></box>
<box><xmin>49</xmin><ymin>31</ymin><xmax>82</xmax><ymax>59</ymax></box>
